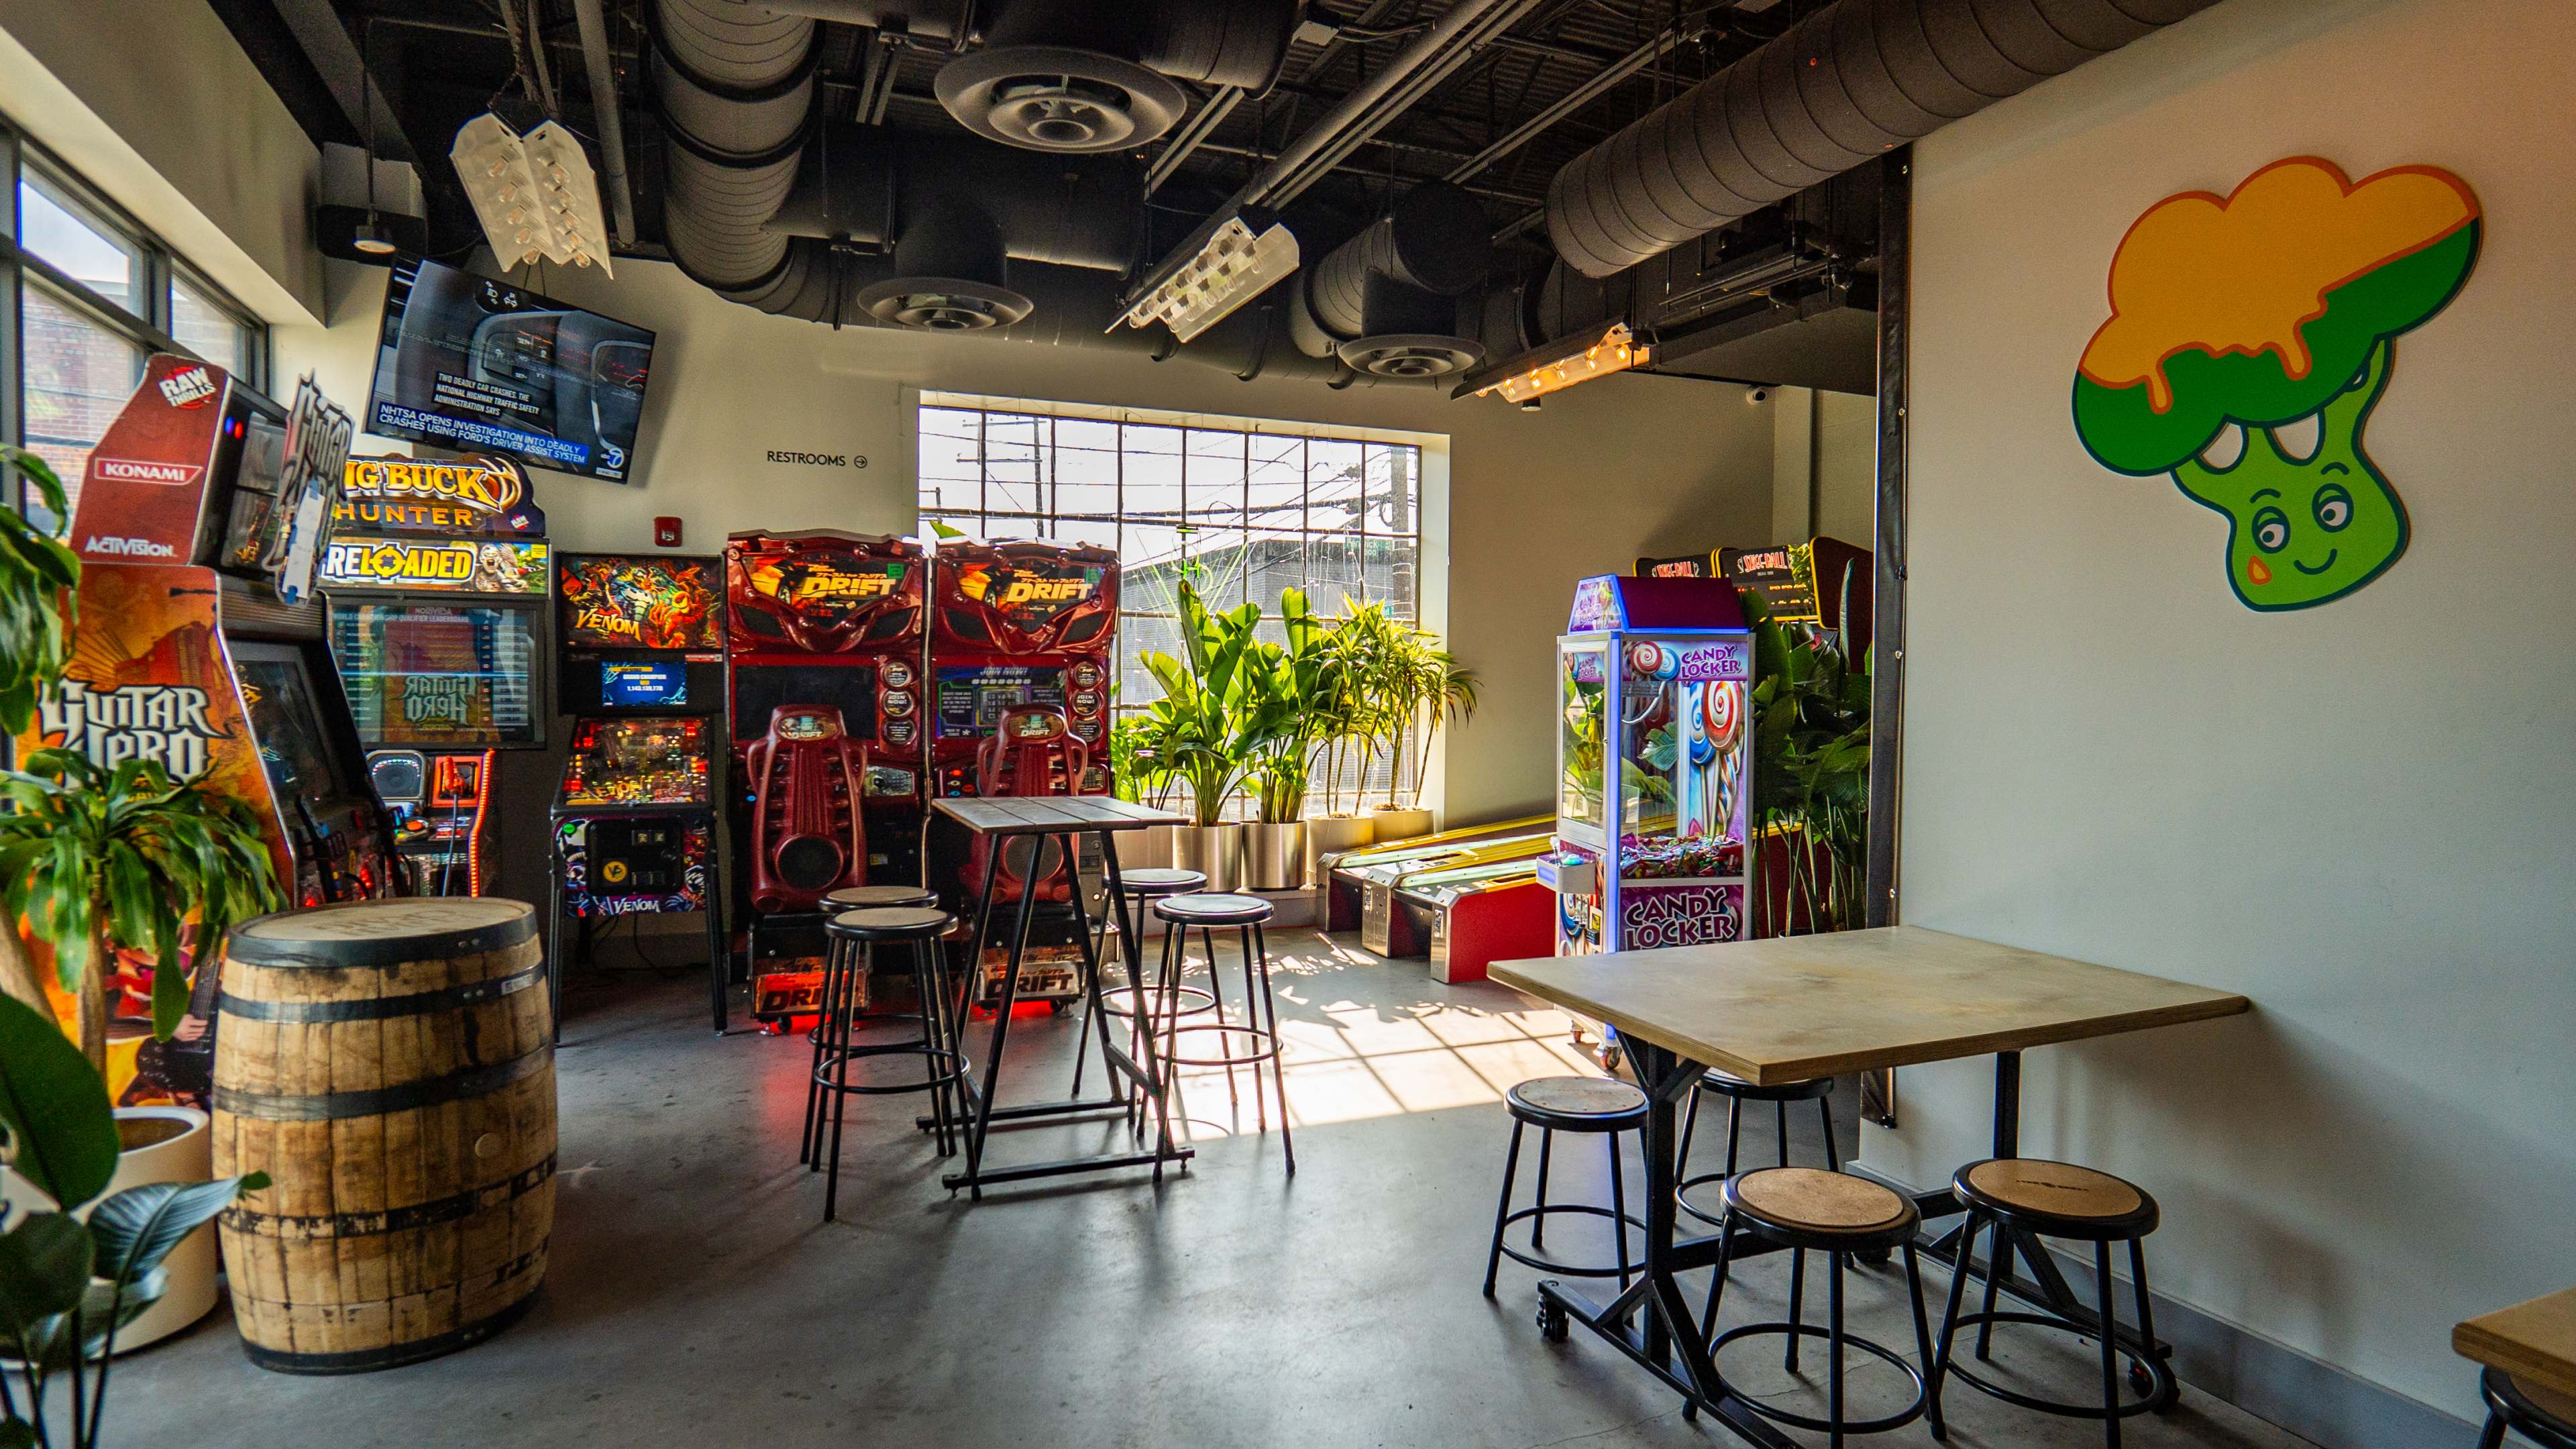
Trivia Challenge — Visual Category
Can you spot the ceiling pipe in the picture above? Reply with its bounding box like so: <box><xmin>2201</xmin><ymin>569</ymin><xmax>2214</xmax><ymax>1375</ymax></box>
<box><xmin>1446</xmin><ymin>25</ymin><xmax>1695</xmax><ymax>184</ymax></box>
<box><xmin>1143</xmin><ymin>85</ymin><xmax>1244</xmax><ymax>197</ymax></box>
<box><xmin>572</xmin><ymin>0</ymin><xmax>637</xmax><ymax>244</ymax></box>
<box><xmin>1543</xmin><ymin>0</ymin><xmax>2220</xmax><ymax>278</ymax></box>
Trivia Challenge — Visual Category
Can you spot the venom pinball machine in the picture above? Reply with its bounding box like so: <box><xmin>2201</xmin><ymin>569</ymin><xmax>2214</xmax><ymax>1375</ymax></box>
<box><xmin>25</xmin><ymin>355</ymin><xmax>392</xmax><ymax>1104</ymax></box>
<box><xmin>724</xmin><ymin>530</ymin><xmax>924</xmax><ymax>1024</ymax></box>
<box><xmin>551</xmin><ymin>554</ymin><xmax>729</xmax><ymax>1028</ymax></box>
<box><xmin>925</xmin><ymin>539</ymin><xmax>1118</xmax><ymax>1009</ymax></box>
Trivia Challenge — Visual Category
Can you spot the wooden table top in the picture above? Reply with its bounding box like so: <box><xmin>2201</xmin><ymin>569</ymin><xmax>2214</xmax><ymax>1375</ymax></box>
<box><xmin>931</xmin><ymin>796</ymin><xmax>1183</xmax><ymax>836</ymax></box>
<box><xmin>1489</xmin><ymin>926</ymin><xmax>2249</xmax><ymax>1085</ymax></box>
<box><xmin>2457</xmin><ymin>1287</ymin><xmax>2576</xmax><ymax>1405</ymax></box>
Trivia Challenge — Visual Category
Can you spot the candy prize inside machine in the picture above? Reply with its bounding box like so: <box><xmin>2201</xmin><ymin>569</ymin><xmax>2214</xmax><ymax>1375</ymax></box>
<box><xmin>550</xmin><ymin>555</ymin><xmax>730</xmax><ymax>1029</ymax></box>
<box><xmin>324</xmin><ymin>454</ymin><xmax>552</xmax><ymax>894</ymax></box>
<box><xmin>28</xmin><ymin>356</ymin><xmax>392</xmax><ymax>1104</ymax></box>
<box><xmin>927</xmin><ymin>539</ymin><xmax>1118</xmax><ymax>1010</ymax></box>
<box><xmin>1544</xmin><ymin>576</ymin><xmax>1754</xmax><ymax>1060</ymax></box>
<box><xmin>724</xmin><ymin>531</ymin><xmax>924</xmax><ymax>1025</ymax></box>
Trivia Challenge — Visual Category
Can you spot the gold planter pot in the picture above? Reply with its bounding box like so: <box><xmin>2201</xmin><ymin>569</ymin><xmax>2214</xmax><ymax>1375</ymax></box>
<box><xmin>1171</xmin><ymin>822</ymin><xmax>1246</xmax><ymax>892</ymax></box>
<box><xmin>1242</xmin><ymin>822</ymin><xmax>1308</xmax><ymax>891</ymax></box>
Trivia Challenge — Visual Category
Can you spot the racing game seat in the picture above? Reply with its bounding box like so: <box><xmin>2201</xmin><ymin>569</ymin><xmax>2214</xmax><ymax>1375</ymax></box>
<box><xmin>744</xmin><ymin>704</ymin><xmax>869</xmax><ymax>913</ymax></box>
<box><xmin>959</xmin><ymin>704</ymin><xmax>1091</xmax><ymax>905</ymax></box>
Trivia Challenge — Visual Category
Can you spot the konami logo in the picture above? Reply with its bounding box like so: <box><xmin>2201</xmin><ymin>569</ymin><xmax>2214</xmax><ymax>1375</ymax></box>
<box><xmin>93</xmin><ymin>458</ymin><xmax>202</xmax><ymax>487</ymax></box>
<box><xmin>83</xmin><ymin>535</ymin><xmax>178</xmax><ymax>558</ymax></box>
<box><xmin>158</xmin><ymin>366</ymin><xmax>217</xmax><ymax>409</ymax></box>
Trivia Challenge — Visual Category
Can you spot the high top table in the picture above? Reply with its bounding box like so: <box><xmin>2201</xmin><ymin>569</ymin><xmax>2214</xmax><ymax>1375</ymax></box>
<box><xmin>929</xmin><ymin>796</ymin><xmax>1191</xmax><ymax>1197</ymax></box>
<box><xmin>1491</xmin><ymin>926</ymin><xmax>2249</xmax><ymax>1446</ymax></box>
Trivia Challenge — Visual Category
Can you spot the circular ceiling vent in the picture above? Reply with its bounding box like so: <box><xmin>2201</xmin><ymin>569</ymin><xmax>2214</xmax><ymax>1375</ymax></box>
<box><xmin>854</xmin><ymin>276</ymin><xmax>1035</xmax><ymax>331</ymax></box>
<box><xmin>935</xmin><ymin>46</ymin><xmax>1187</xmax><ymax>153</ymax></box>
<box><xmin>1336</xmin><ymin>335</ymin><xmax>1487</xmax><ymax>380</ymax></box>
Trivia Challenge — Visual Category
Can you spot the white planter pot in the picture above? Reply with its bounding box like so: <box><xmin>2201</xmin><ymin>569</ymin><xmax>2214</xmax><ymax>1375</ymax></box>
<box><xmin>1110</xmin><ymin>820</ymin><xmax>1173</xmax><ymax>872</ymax></box>
<box><xmin>1173</xmin><ymin>822</ymin><xmax>1246</xmax><ymax>892</ymax></box>
<box><xmin>1303</xmin><ymin>814</ymin><xmax>1377</xmax><ymax>891</ymax></box>
<box><xmin>1369</xmin><ymin>806</ymin><xmax>1436</xmax><ymax>843</ymax></box>
<box><xmin>1243</xmin><ymin>822</ymin><xmax>1307</xmax><ymax>891</ymax></box>
<box><xmin>1</xmin><ymin>1106</ymin><xmax>220</xmax><ymax>1354</ymax></box>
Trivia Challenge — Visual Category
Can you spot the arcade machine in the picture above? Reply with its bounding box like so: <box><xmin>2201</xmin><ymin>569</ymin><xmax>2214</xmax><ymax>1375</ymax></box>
<box><xmin>925</xmin><ymin>539</ymin><xmax>1118</xmax><ymax>1010</ymax></box>
<box><xmin>28</xmin><ymin>354</ymin><xmax>393</xmax><ymax>1102</ymax></box>
<box><xmin>724</xmin><ymin>530</ymin><xmax>924</xmax><ymax>1024</ymax></box>
<box><xmin>551</xmin><ymin>553</ymin><xmax>729</xmax><ymax>1028</ymax></box>
<box><xmin>1354</xmin><ymin>829</ymin><xmax>1554</xmax><ymax>957</ymax></box>
<box><xmin>1542</xmin><ymin>574</ymin><xmax>1756</xmax><ymax>975</ymax></box>
<box><xmin>323</xmin><ymin>454</ymin><xmax>551</xmax><ymax>894</ymax></box>
<box><xmin>1401</xmin><ymin>855</ymin><xmax>1556</xmax><ymax>985</ymax></box>
<box><xmin>1320</xmin><ymin>814</ymin><xmax>1551</xmax><ymax>932</ymax></box>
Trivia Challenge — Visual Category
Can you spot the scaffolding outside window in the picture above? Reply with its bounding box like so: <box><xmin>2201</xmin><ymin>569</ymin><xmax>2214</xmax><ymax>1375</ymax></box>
<box><xmin>919</xmin><ymin>401</ymin><xmax>1427</xmax><ymax>817</ymax></box>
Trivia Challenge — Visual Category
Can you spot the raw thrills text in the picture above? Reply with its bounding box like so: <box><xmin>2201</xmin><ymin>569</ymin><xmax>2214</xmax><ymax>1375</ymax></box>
<box><xmin>403</xmin><ymin>676</ymin><xmax>476</xmax><ymax>725</ymax></box>
<box><xmin>40</xmin><ymin>682</ymin><xmax>220</xmax><ymax>777</ymax></box>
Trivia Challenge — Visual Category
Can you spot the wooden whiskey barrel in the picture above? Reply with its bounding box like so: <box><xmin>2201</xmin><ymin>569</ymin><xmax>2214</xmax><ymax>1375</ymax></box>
<box><xmin>212</xmin><ymin>897</ymin><xmax>555</xmax><ymax>1373</ymax></box>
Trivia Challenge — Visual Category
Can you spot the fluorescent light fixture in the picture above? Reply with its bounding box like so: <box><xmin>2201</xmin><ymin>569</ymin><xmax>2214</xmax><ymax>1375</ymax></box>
<box><xmin>451</xmin><ymin>113</ymin><xmax>614</xmax><ymax>277</ymax></box>
<box><xmin>1454</xmin><ymin>321</ymin><xmax>1649</xmax><ymax>403</ymax></box>
<box><xmin>1114</xmin><ymin>213</ymin><xmax>1299</xmax><ymax>343</ymax></box>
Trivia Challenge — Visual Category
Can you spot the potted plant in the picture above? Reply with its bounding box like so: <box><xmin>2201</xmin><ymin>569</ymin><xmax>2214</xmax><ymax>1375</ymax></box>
<box><xmin>1240</xmin><ymin>589</ymin><xmax>1335</xmax><ymax>890</ymax></box>
<box><xmin>1300</xmin><ymin>604</ymin><xmax>1380</xmax><ymax>881</ymax></box>
<box><xmin>1136</xmin><ymin>581</ymin><xmax>1274</xmax><ymax>892</ymax></box>
<box><xmin>1739</xmin><ymin>592</ymin><xmax>1872</xmax><ymax>936</ymax></box>
<box><xmin>0</xmin><ymin>991</ymin><xmax>264</xmax><ymax>1444</ymax></box>
<box><xmin>0</xmin><ymin>446</ymin><xmax>284</xmax><ymax>1357</ymax></box>
<box><xmin>1330</xmin><ymin>603</ymin><xmax>1477</xmax><ymax>843</ymax></box>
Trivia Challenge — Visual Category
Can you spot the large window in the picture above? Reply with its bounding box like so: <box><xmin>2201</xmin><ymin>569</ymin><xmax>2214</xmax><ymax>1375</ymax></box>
<box><xmin>1</xmin><ymin>115</ymin><xmax>268</xmax><ymax>520</ymax></box>
<box><xmin>920</xmin><ymin>398</ymin><xmax>1428</xmax><ymax>812</ymax></box>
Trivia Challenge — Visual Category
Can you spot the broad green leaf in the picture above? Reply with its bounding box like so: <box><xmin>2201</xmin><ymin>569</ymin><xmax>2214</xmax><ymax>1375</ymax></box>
<box><xmin>0</xmin><ymin>995</ymin><xmax>117</xmax><ymax>1210</ymax></box>
<box><xmin>0</xmin><ymin>1212</ymin><xmax>91</xmax><ymax>1324</ymax></box>
<box><xmin>89</xmin><ymin>1175</ymin><xmax>266</xmax><ymax>1283</ymax></box>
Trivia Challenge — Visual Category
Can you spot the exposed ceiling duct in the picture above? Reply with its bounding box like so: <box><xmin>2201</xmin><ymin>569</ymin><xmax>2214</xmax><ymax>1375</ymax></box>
<box><xmin>1289</xmin><ymin>181</ymin><xmax>1493</xmax><ymax>380</ymax></box>
<box><xmin>1544</xmin><ymin>0</ymin><xmax>2220</xmax><ymax>279</ymax></box>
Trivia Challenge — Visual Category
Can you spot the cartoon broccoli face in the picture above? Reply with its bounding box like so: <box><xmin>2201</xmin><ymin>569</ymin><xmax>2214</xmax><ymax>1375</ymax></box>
<box><xmin>2072</xmin><ymin>158</ymin><xmax>2480</xmax><ymax>610</ymax></box>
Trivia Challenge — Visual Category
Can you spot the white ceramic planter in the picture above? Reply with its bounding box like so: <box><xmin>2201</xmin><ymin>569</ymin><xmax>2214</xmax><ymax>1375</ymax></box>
<box><xmin>0</xmin><ymin>1106</ymin><xmax>220</xmax><ymax>1354</ymax></box>
<box><xmin>1303</xmin><ymin>814</ymin><xmax>1376</xmax><ymax>892</ymax></box>
<box><xmin>1369</xmin><ymin>806</ymin><xmax>1436</xmax><ymax>843</ymax></box>
<box><xmin>1173</xmin><ymin>822</ymin><xmax>1246</xmax><ymax>892</ymax></box>
<box><xmin>1242</xmin><ymin>822</ymin><xmax>1307</xmax><ymax>891</ymax></box>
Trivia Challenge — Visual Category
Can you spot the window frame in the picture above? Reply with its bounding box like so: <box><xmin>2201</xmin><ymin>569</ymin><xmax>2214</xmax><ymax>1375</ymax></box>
<box><xmin>0</xmin><ymin>111</ymin><xmax>271</xmax><ymax>511</ymax></box>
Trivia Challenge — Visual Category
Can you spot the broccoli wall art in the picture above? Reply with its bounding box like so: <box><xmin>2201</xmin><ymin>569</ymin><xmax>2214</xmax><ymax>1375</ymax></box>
<box><xmin>2073</xmin><ymin>157</ymin><xmax>2481</xmax><ymax>610</ymax></box>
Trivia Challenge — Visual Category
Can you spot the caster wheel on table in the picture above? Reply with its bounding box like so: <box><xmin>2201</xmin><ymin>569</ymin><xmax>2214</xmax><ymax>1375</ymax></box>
<box><xmin>1536</xmin><ymin>1300</ymin><xmax>1569</xmax><ymax>1343</ymax></box>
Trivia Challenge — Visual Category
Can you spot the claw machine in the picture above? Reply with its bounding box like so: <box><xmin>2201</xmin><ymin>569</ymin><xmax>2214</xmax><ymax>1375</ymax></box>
<box><xmin>1544</xmin><ymin>575</ymin><xmax>1754</xmax><ymax>968</ymax></box>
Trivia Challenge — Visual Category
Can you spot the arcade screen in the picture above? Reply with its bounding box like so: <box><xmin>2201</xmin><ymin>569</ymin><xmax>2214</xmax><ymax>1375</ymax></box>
<box><xmin>329</xmin><ymin>601</ymin><xmax>544</xmax><ymax>748</ymax></box>
<box><xmin>934</xmin><ymin>665</ymin><xmax>1063</xmax><ymax>741</ymax></box>
<box><xmin>732</xmin><ymin>663</ymin><xmax>873</xmax><ymax>742</ymax></box>
<box><xmin>366</xmin><ymin>256</ymin><xmax>655</xmax><ymax>483</ymax></box>
<box><xmin>559</xmin><ymin>553</ymin><xmax>722</xmax><ymax>650</ymax></box>
<box><xmin>602</xmin><ymin>661</ymin><xmax>688</xmax><ymax>708</ymax></box>
<box><xmin>229</xmin><ymin>641</ymin><xmax>364</xmax><ymax>800</ymax></box>
<box><xmin>560</xmin><ymin>716</ymin><xmax>712</xmax><ymax>808</ymax></box>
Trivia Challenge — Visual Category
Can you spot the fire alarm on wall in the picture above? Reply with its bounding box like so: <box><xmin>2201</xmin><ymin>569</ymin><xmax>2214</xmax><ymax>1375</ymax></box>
<box><xmin>654</xmin><ymin>517</ymin><xmax>682</xmax><ymax>547</ymax></box>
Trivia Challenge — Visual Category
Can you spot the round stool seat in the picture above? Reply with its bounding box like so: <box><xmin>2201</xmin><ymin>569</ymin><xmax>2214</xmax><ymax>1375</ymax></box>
<box><xmin>1506</xmin><ymin>1075</ymin><xmax>1647</xmax><ymax>1132</ymax></box>
<box><xmin>1955</xmin><ymin>1157</ymin><xmax>2158</xmax><ymax>1240</ymax></box>
<box><xmin>1117</xmin><ymin>867</ymin><xmax>1207</xmax><ymax>896</ymax></box>
<box><xmin>826</xmin><ymin>906</ymin><xmax>953</xmax><ymax>942</ymax></box>
<box><xmin>1722</xmin><ymin>1167</ymin><xmax>1918</xmax><ymax>1246</ymax></box>
<box><xmin>1151</xmin><ymin>892</ymin><xmax>1271</xmax><ymax>926</ymax></box>
<box><xmin>1696</xmin><ymin>1069</ymin><xmax>1833</xmax><ymax>1103</ymax></box>
<box><xmin>824</xmin><ymin>883</ymin><xmax>936</xmax><ymax>909</ymax></box>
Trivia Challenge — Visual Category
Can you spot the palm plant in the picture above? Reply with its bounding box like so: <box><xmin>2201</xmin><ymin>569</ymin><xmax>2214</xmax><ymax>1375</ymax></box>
<box><xmin>1244</xmin><ymin>588</ymin><xmax>1338</xmax><ymax>824</ymax></box>
<box><xmin>0</xmin><ymin>991</ymin><xmax>265</xmax><ymax>1448</ymax></box>
<box><xmin>1135</xmin><ymin>581</ymin><xmax>1280</xmax><ymax>826</ymax></box>
<box><xmin>1741</xmin><ymin>592</ymin><xmax>1872</xmax><ymax>935</ymax></box>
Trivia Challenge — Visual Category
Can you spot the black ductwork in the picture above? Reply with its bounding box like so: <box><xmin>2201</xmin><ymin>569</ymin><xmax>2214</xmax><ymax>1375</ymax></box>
<box><xmin>1544</xmin><ymin>0</ymin><xmax>2220</xmax><ymax>278</ymax></box>
<box><xmin>1289</xmin><ymin>182</ymin><xmax>1493</xmax><ymax>380</ymax></box>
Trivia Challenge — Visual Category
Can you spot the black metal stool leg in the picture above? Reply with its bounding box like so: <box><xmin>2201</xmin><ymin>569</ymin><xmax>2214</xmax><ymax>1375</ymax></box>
<box><xmin>1828</xmin><ymin>1249</ymin><xmax>1848</xmax><ymax>1449</ymax></box>
<box><xmin>1699</xmin><ymin>1219</ymin><xmax>1734</xmax><ymax>1345</ymax></box>
<box><xmin>1776</xmin><ymin>1100</ymin><xmax>1790</xmax><ymax>1168</ymax></box>
<box><xmin>2477</xmin><ymin>1411</ymin><xmax>2508</xmax><ymax>1449</ymax></box>
<box><xmin>2131</xmin><ymin>1238</ymin><xmax>2174</xmax><ymax>1409</ymax></box>
<box><xmin>2097</xmin><ymin>1241</ymin><xmax>2123</xmax><ymax>1449</ymax></box>
<box><xmin>1931</xmin><ymin>1208</ymin><xmax>1979</xmax><ymax>1403</ymax></box>
<box><xmin>1786</xmin><ymin>1246</ymin><xmax>1806</xmax><ymax>1373</ymax></box>
<box><xmin>1819</xmin><ymin>1094</ymin><xmax>1840</xmax><ymax>1171</ymax></box>
<box><xmin>800</xmin><ymin>934</ymin><xmax>835</xmax><ymax>1167</ymax></box>
<box><xmin>1532</xmin><ymin>1127</ymin><xmax>1554</xmax><ymax>1248</ymax></box>
<box><xmin>1725</xmin><ymin>1097</ymin><xmax>1743</xmax><ymax>1180</ymax></box>
<box><xmin>1906</xmin><ymin>1242</ymin><xmax>1947</xmax><ymax>1441</ymax></box>
<box><xmin>1483</xmin><ymin>1120</ymin><xmax>1525</xmax><ymax>1298</ymax></box>
<box><xmin>1252</xmin><ymin>921</ymin><xmax>1293</xmax><ymax>1172</ymax></box>
<box><xmin>822</xmin><ymin>941</ymin><xmax>860</xmax><ymax>1222</ymax></box>
<box><xmin>1976</xmin><ymin>1215</ymin><xmax>2008</xmax><ymax>1360</ymax></box>
<box><xmin>1607</xmin><ymin>1128</ymin><xmax>1630</xmax><ymax>1289</ymax></box>
<box><xmin>1677</xmin><ymin>1085</ymin><xmax>1702</xmax><ymax>1170</ymax></box>
<box><xmin>920</xmin><ymin>938</ymin><xmax>955</xmax><ymax>1159</ymax></box>
<box><xmin>1205</xmin><ymin>926</ymin><xmax>1237</xmax><ymax>1108</ymax></box>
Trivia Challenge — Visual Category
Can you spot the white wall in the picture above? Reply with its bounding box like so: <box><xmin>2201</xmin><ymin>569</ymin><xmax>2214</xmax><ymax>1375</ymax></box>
<box><xmin>0</xmin><ymin>0</ymin><xmax>323</xmax><ymax>323</ymax></box>
<box><xmin>1768</xmin><ymin>386</ymin><xmax>1876</xmax><ymax>547</ymax></box>
<box><xmin>1874</xmin><ymin>0</ymin><xmax>2576</xmax><ymax>1424</ymax></box>
<box><xmin>280</xmin><ymin>260</ymin><xmax>1779</xmax><ymax>824</ymax></box>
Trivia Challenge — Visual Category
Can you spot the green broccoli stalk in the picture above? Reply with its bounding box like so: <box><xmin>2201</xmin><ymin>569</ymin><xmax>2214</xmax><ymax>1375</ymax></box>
<box><xmin>2072</xmin><ymin>160</ymin><xmax>2481</xmax><ymax>611</ymax></box>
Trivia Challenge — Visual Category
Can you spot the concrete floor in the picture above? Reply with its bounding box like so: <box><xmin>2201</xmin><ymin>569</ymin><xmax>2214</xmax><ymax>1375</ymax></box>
<box><xmin>109</xmin><ymin>931</ymin><xmax>2320</xmax><ymax>1449</ymax></box>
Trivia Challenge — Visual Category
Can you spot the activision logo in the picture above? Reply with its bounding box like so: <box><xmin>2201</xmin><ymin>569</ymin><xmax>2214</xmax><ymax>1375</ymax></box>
<box><xmin>39</xmin><ymin>680</ymin><xmax>223</xmax><ymax>777</ymax></box>
<box><xmin>82</xmin><ymin>535</ymin><xmax>178</xmax><ymax>559</ymax></box>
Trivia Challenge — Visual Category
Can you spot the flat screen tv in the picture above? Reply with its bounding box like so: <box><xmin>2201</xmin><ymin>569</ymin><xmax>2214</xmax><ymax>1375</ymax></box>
<box><xmin>365</xmin><ymin>256</ymin><xmax>654</xmax><ymax>483</ymax></box>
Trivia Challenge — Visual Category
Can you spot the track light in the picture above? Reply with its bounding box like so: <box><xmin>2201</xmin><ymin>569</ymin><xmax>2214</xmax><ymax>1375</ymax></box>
<box><xmin>1454</xmin><ymin>321</ymin><xmax>1649</xmax><ymax>403</ymax></box>
<box><xmin>352</xmin><ymin>213</ymin><xmax>397</xmax><ymax>256</ymax></box>
<box><xmin>1112</xmin><ymin>211</ymin><xmax>1298</xmax><ymax>343</ymax></box>
<box><xmin>451</xmin><ymin>113</ymin><xmax>614</xmax><ymax>276</ymax></box>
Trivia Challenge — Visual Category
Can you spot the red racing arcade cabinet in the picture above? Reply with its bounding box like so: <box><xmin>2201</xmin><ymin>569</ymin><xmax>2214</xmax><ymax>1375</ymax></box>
<box><xmin>725</xmin><ymin>530</ymin><xmax>925</xmax><ymax>1024</ymax></box>
<box><xmin>926</xmin><ymin>539</ymin><xmax>1117</xmax><ymax>1008</ymax></box>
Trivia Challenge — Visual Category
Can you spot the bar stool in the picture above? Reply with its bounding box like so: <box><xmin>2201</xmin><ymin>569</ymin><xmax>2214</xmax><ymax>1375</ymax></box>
<box><xmin>1931</xmin><ymin>1158</ymin><xmax>2176</xmax><ymax>1448</ymax></box>
<box><xmin>1695</xmin><ymin>1167</ymin><xmax>1942</xmax><ymax>1446</ymax></box>
<box><xmin>1481</xmin><ymin>1076</ymin><xmax>1649</xmax><ymax>1298</ymax></box>
<box><xmin>1676</xmin><ymin>1071</ymin><xmax>1840</xmax><ymax>1228</ymax></box>
<box><xmin>807</xmin><ymin>884</ymin><xmax>938</xmax><ymax>1038</ymax></box>
<box><xmin>1150</xmin><ymin>892</ymin><xmax>1294</xmax><ymax>1173</ymax></box>
<box><xmin>1081</xmin><ymin>867</ymin><xmax>1210</xmax><ymax>1102</ymax></box>
<box><xmin>2477</xmin><ymin>1368</ymin><xmax>2576</xmax><ymax>1449</ymax></box>
<box><xmin>803</xmin><ymin>906</ymin><xmax>966</xmax><ymax>1222</ymax></box>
